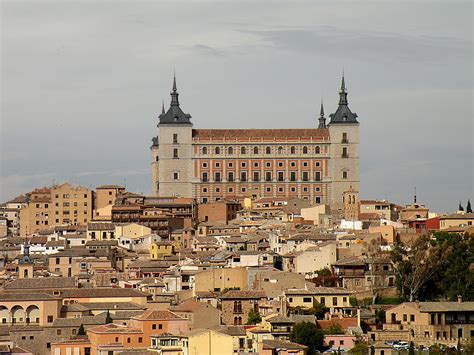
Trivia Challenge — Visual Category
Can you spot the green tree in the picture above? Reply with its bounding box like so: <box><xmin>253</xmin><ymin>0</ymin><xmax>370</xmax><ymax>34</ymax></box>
<box><xmin>375</xmin><ymin>309</ymin><xmax>386</xmax><ymax>325</ymax></box>
<box><xmin>290</xmin><ymin>321</ymin><xmax>324</xmax><ymax>355</ymax></box>
<box><xmin>246</xmin><ymin>309</ymin><xmax>262</xmax><ymax>325</ymax></box>
<box><xmin>105</xmin><ymin>309</ymin><xmax>113</xmax><ymax>324</ymax></box>
<box><xmin>349</xmin><ymin>342</ymin><xmax>369</xmax><ymax>354</ymax></box>
<box><xmin>459</xmin><ymin>202</ymin><xmax>464</xmax><ymax>212</ymax></box>
<box><xmin>77</xmin><ymin>323</ymin><xmax>86</xmax><ymax>336</ymax></box>
<box><xmin>408</xmin><ymin>342</ymin><xmax>415</xmax><ymax>355</ymax></box>
<box><xmin>325</xmin><ymin>322</ymin><xmax>344</xmax><ymax>335</ymax></box>
<box><xmin>467</xmin><ymin>200</ymin><xmax>472</xmax><ymax>213</ymax></box>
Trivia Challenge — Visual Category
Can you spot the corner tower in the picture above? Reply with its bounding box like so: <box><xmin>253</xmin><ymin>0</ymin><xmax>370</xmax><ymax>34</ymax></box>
<box><xmin>328</xmin><ymin>73</ymin><xmax>360</xmax><ymax>218</ymax></box>
<box><xmin>151</xmin><ymin>75</ymin><xmax>193</xmax><ymax>197</ymax></box>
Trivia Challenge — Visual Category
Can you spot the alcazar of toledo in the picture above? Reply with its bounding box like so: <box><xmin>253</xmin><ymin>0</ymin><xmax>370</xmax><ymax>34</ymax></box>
<box><xmin>151</xmin><ymin>74</ymin><xmax>359</xmax><ymax>215</ymax></box>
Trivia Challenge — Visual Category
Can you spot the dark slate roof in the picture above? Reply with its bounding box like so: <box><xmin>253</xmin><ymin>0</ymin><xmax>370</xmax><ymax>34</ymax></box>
<box><xmin>329</xmin><ymin>75</ymin><xmax>358</xmax><ymax>124</ymax></box>
<box><xmin>159</xmin><ymin>76</ymin><xmax>192</xmax><ymax>125</ymax></box>
<box><xmin>329</xmin><ymin>104</ymin><xmax>358</xmax><ymax>124</ymax></box>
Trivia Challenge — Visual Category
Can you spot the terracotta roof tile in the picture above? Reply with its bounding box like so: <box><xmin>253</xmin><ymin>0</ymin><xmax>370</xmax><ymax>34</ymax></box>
<box><xmin>193</xmin><ymin>128</ymin><xmax>329</xmax><ymax>141</ymax></box>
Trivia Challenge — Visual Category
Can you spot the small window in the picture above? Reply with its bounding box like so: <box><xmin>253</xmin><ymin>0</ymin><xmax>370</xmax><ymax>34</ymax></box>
<box><xmin>173</xmin><ymin>133</ymin><xmax>178</xmax><ymax>143</ymax></box>
<box><xmin>202</xmin><ymin>162</ymin><xmax>208</xmax><ymax>168</ymax></box>
<box><xmin>290</xmin><ymin>146</ymin><xmax>296</xmax><ymax>154</ymax></box>
<box><xmin>278</xmin><ymin>146</ymin><xmax>283</xmax><ymax>154</ymax></box>
<box><xmin>266</xmin><ymin>147</ymin><xmax>271</xmax><ymax>154</ymax></box>
<box><xmin>173</xmin><ymin>148</ymin><xmax>179</xmax><ymax>158</ymax></box>
<box><xmin>315</xmin><ymin>146</ymin><xmax>320</xmax><ymax>154</ymax></box>
<box><xmin>202</xmin><ymin>147</ymin><xmax>208</xmax><ymax>155</ymax></box>
<box><xmin>202</xmin><ymin>172</ymin><xmax>208</xmax><ymax>182</ymax></box>
<box><xmin>315</xmin><ymin>171</ymin><xmax>321</xmax><ymax>181</ymax></box>
<box><xmin>253</xmin><ymin>146</ymin><xmax>259</xmax><ymax>154</ymax></box>
<box><xmin>228</xmin><ymin>147</ymin><xmax>233</xmax><ymax>155</ymax></box>
<box><xmin>173</xmin><ymin>172</ymin><xmax>179</xmax><ymax>180</ymax></box>
<box><xmin>215</xmin><ymin>147</ymin><xmax>220</xmax><ymax>155</ymax></box>
<box><xmin>241</xmin><ymin>147</ymin><xmax>246</xmax><ymax>154</ymax></box>
<box><xmin>342</xmin><ymin>171</ymin><xmax>348</xmax><ymax>179</ymax></box>
<box><xmin>302</xmin><ymin>146</ymin><xmax>308</xmax><ymax>154</ymax></box>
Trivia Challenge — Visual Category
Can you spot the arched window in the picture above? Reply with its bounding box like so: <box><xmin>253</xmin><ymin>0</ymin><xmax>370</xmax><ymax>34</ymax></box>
<box><xmin>241</xmin><ymin>147</ymin><xmax>246</xmax><ymax>154</ymax></box>
<box><xmin>253</xmin><ymin>146</ymin><xmax>259</xmax><ymax>154</ymax></box>
<box><xmin>202</xmin><ymin>147</ymin><xmax>207</xmax><ymax>155</ymax></box>
<box><xmin>352</xmin><ymin>195</ymin><xmax>356</xmax><ymax>204</ymax></box>
<box><xmin>290</xmin><ymin>146</ymin><xmax>296</xmax><ymax>154</ymax></box>
<box><xmin>278</xmin><ymin>146</ymin><xmax>283</xmax><ymax>154</ymax></box>
<box><xmin>315</xmin><ymin>146</ymin><xmax>320</xmax><ymax>154</ymax></box>
<box><xmin>302</xmin><ymin>146</ymin><xmax>308</xmax><ymax>154</ymax></box>
<box><xmin>228</xmin><ymin>147</ymin><xmax>233</xmax><ymax>155</ymax></box>
<box><xmin>215</xmin><ymin>147</ymin><xmax>220</xmax><ymax>155</ymax></box>
<box><xmin>266</xmin><ymin>146</ymin><xmax>271</xmax><ymax>154</ymax></box>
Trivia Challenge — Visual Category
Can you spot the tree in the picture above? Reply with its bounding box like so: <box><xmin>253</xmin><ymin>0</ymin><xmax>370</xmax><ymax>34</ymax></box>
<box><xmin>349</xmin><ymin>342</ymin><xmax>369</xmax><ymax>354</ymax></box>
<box><xmin>408</xmin><ymin>342</ymin><xmax>415</xmax><ymax>355</ymax></box>
<box><xmin>246</xmin><ymin>309</ymin><xmax>261</xmax><ymax>325</ymax></box>
<box><xmin>467</xmin><ymin>200</ymin><xmax>472</xmax><ymax>213</ymax></box>
<box><xmin>105</xmin><ymin>309</ymin><xmax>113</xmax><ymax>324</ymax></box>
<box><xmin>77</xmin><ymin>324</ymin><xmax>86</xmax><ymax>336</ymax></box>
<box><xmin>290</xmin><ymin>321</ymin><xmax>324</xmax><ymax>355</ymax></box>
<box><xmin>459</xmin><ymin>202</ymin><xmax>464</xmax><ymax>212</ymax></box>
<box><xmin>375</xmin><ymin>309</ymin><xmax>386</xmax><ymax>325</ymax></box>
<box><xmin>391</xmin><ymin>235</ymin><xmax>446</xmax><ymax>301</ymax></box>
<box><xmin>325</xmin><ymin>322</ymin><xmax>344</xmax><ymax>335</ymax></box>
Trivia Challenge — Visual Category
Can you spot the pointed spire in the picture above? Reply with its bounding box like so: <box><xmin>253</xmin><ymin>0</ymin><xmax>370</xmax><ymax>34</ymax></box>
<box><xmin>161</xmin><ymin>99</ymin><xmax>165</xmax><ymax>114</ymax></box>
<box><xmin>339</xmin><ymin>70</ymin><xmax>348</xmax><ymax>106</ymax></box>
<box><xmin>318</xmin><ymin>98</ymin><xmax>327</xmax><ymax>129</ymax></box>
<box><xmin>170</xmin><ymin>72</ymin><xmax>179</xmax><ymax>106</ymax></box>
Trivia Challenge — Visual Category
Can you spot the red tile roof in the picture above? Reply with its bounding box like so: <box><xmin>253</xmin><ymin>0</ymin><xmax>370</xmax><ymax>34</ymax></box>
<box><xmin>193</xmin><ymin>129</ymin><xmax>329</xmax><ymax>141</ymax></box>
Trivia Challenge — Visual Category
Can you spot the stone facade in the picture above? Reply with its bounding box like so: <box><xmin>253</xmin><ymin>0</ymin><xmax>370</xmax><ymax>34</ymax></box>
<box><xmin>151</xmin><ymin>75</ymin><xmax>360</xmax><ymax>215</ymax></box>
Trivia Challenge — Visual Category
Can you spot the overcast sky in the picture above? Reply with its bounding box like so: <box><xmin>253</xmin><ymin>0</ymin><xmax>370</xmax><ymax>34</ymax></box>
<box><xmin>1</xmin><ymin>0</ymin><xmax>472</xmax><ymax>213</ymax></box>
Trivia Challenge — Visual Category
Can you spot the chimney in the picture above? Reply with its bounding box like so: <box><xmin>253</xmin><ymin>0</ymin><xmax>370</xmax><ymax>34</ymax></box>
<box><xmin>458</xmin><ymin>295</ymin><xmax>462</xmax><ymax>304</ymax></box>
<box><xmin>415</xmin><ymin>300</ymin><xmax>420</xmax><ymax>309</ymax></box>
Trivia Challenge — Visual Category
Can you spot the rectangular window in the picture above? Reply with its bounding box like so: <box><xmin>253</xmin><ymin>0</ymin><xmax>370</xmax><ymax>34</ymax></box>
<box><xmin>302</xmin><ymin>171</ymin><xmax>309</xmax><ymax>181</ymax></box>
<box><xmin>278</xmin><ymin>171</ymin><xmax>284</xmax><ymax>182</ymax></box>
<box><xmin>315</xmin><ymin>171</ymin><xmax>321</xmax><ymax>181</ymax></box>
<box><xmin>173</xmin><ymin>133</ymin><xmax>178</xmax><ymax>143</ymax></box>
<box><xmin>202</xmin><ymin>172</ymin><xmax>208</xmax><ymax>182</ymax></box>
<box><xmin>228</xmin><ymin>172</ymin><xmax>234</xmax><ymax>182</ymax></box>
<box><xmin>278</xmin><ymin>162</ymin><xmax>283</xmax><ymax>167</ymax></box>
<box><xmin>173</xmin><ymin>148</ymin><xmax>179</xmax><ymax>158</ymax></box>
<box><xmin>342</xmin><ymin>132</ymin><xmax>348</xmax><ymax>143</ymax></box>
<box><xmin>410</xmin><ymin>314</ymin><xmax>415</xmax><ymax>322</ymax></box>
<box><xmin>303</xmin><ymin>297</ymin><xmax>312</xmax><ymax>303</ymax></box>
<box><xmin>342</xmin><ymin>171</ymin><xmax>348</xmax><ymax>179</ymax></box>
<box><xmin>332</xmin><ymin>297</ymin><xmax>338</xmax><ymax>306</ymax></box>
<box><xmin>215</xmin><ymin>172</ymin><xmax>221</xmax><ymax>182</ymax></box>
<box><xmin>265</xmin><ymin>171</ymin><xmax>272</xmax><ymax>182</ymax></box>
<box><xmin>253</xmin><ymin>171</ymin><xmax>260</xmax><ymax>182</ymax></box>
<box><xmin>240</xmin><ymin>171</ymin><xmax>247</xmax><ymax>182</ymax></box>
<box><xmin>173</xmin><ymin>172</ymin><xmax>179</xmax><ymax>180</ymax></box>
<box><xmin>342</xmin><ymin>147</ymin><xmax>348</xmax><ymax>158</ymax></box>
<box><xmin>403</xmin><ymin>314</ymin><xmax>407</xmax><ymax>322</ymax></box>
<box><xmin>320</xmin><ymin>297</ymin><xmax>325</xmax><ymax>305</ymax></box>
<box><xmin>290</xmin><ymin>171</ymin><xmax>296</xmax><ymax>182</ymax></box>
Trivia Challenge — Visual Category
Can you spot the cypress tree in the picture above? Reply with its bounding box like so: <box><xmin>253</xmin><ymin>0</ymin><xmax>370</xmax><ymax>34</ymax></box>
<box><xmin>106</xmin><ymin>309</ymin><xmax>113</xmax><ymax>324</ymax></box>
<box><xmin>467</xmin><ymin>200</ymin><xmax>472</xmax><ymax>213</ymax></box>
<box><xmin>459</xmin><ymin>202</ymin><xmax>464</xmax><ymax>212</ymax></box>
<box><xmin>78</xmin><ymin>324</ymin><xmax>86</xmax><ymax>336</ymax></box>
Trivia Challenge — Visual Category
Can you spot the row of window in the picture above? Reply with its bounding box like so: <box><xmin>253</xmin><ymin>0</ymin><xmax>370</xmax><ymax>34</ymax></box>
<box><xmin>202</xmin><ymin>161</ymin><xmax>321</xmax><ymax>169</ymax></box>
<box><xmin>202</xmin><ymin>171</ymin><xmax>323</xmax><ymax>182</ymax></box>
<box><xmin>202</xmin><ymin>145</ymin><xmax>324</xmax><ymax>155</ymax></box>
<box><xmin>172</xmin><ymin>171</ymin><xmax>348</xmax><ymax>181</ymax></box>
<box><xmin>203</xmin><ymin>185</ymin><xmax>322</xmax><ymax>194</ymax></box>
<box><xmin>54</xmin><ymin>194</ymin><xmax>88</xmax><ymax>199</ymax></box>
<box><xmin>202</xmin><ymin>196</ymin><xmax>323</xmax><ymax>204</ymax></box>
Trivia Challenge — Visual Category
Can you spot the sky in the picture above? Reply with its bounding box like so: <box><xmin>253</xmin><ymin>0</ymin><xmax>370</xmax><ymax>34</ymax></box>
<box><xmin>1</xmin><ymin>0</ymin><xmax>473</xmax><ymax>213</ymax></box>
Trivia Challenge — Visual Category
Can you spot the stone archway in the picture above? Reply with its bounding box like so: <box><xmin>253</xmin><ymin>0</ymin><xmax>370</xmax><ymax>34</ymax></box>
<box><xmin>0</xmin><ymin>306</ymin><xmax>9</xmax><ymax>324</ymax></box>
<box><xmin>11</xmin><ymin>305</ymin><xmax>25</xmax><ymax>324</ymax></box>
<box><xmin>26</xmin><ymin>305</ymin><xmax>40</xmax><ymax>324</ymax></box>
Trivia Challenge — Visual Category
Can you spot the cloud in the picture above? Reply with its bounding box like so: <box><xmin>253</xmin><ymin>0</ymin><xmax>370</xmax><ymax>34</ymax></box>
<box><xmin>186</xmin><ymin>44</ymin><xmax>225</xmax><ymax>57</ymax></box>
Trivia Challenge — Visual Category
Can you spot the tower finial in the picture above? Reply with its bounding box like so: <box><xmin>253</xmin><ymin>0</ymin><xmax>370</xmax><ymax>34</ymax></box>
<box><xmin>338</xmin><ymin>71</ymin><xmax>348</xmax><ymax>105</ymax></box>
<box><xmin>161</xmin><ymin>99</ymin><xmax>165</xmax><ymax>114</ymax></box>
<box><xmin>172</xmin><ymin>70</ymin><xmax>177</xmax><ymax>92</ymax></box>
<box><xmin>170</xmin><ymin>71</ymin><xmax>179</xmax><ymax>106</ymax></box>
<box><xmin>318</xmin><ymin>97</ymin><xmax>327</xmax><ymax>129</ymax></box>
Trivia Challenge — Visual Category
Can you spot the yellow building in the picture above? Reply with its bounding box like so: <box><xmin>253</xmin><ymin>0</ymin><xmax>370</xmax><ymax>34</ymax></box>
<box><xmin>19</xmin><ymin>183</ymin><xmax>93</xmax><ymax>236</ymax></box>
<box><xmin>150</xmin><ymin>241</ymin><xmax>179</xmax><ymax>259</ymax></box>
<box><xmin>115</xmin><ymin>223</ymin><xmax>151</xmax><ymax>239</ymax></box>
<box><xmin>187</xmin><ymin>328</ymin><xmax>237</xmax><ymax>355</ymax></box>
<box><xmin>439</xmin><ymin>213</ymin><xmax>474</xmax><ymax>230</ymax></box>
<box><xmin>284</xmin><ymin>287</ymin><xmax>352</xmax><ymax>316</ymax></box>
<box><xmin>194</xmin><ymin>267</ymin><xmax>248</xmax><ymax>293</ymax></box>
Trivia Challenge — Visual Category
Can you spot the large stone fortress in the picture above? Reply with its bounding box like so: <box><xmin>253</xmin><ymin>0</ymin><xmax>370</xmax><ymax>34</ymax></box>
<box><xmin>151</xmin><ymin>75</ymin><xmax>359</xmax><ymax>213</ymax></box>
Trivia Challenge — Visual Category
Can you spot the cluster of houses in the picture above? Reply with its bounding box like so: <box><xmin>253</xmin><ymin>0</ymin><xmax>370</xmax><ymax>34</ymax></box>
<box><xmin>0</xmin><ymin>184</ymin><xmax>473</xmax><ymax>354</ymax></box>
